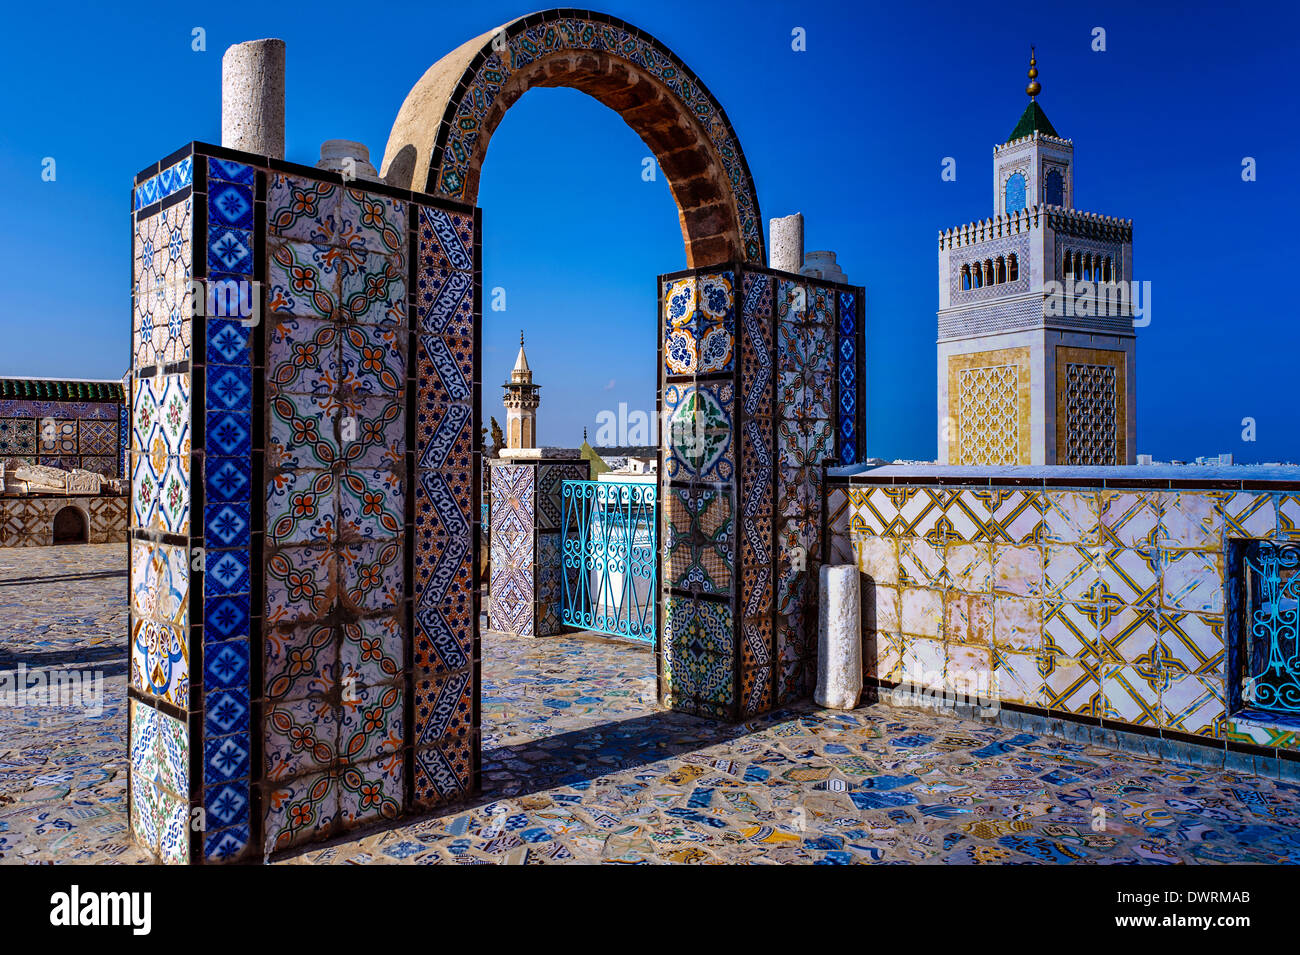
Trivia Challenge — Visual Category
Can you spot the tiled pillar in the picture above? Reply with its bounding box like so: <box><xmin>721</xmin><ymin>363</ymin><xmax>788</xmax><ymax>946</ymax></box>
<box><xmin>660</xmin><ymin>265</ymin><xmax>863</xmax><ymax>720</ymax></box>
<box><xmin>661</xmin><ymin>270</ymin><xmax>742</xmax><ymax>718</ymax></box>
<box><xmin>127</xmin><ymin>144</ymin><xmax>482</xmax><ymax>863</ymax></box>
<box><xmin>488</xmin><ymin>457</ymin><xmax>590</xmax><ymax>638</ymax></box>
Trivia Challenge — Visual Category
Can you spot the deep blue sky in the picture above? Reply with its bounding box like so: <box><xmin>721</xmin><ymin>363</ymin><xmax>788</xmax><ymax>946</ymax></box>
<box><xmin>1</xmin><ymin>1</ymin><xmax>1296</xmax><ymax>461</ymax></box>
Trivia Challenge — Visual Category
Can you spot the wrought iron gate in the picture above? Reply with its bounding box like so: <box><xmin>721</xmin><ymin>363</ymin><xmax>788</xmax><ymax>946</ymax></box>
<box><xmin>1237</xmin><ymin>540</ymin><xmax>1300</xmax><ymax>717</ymax></box>
<box><xmin>560</xmin><ymin>479</ymin><xmax>657</xmax><ymax>643</ymax></box>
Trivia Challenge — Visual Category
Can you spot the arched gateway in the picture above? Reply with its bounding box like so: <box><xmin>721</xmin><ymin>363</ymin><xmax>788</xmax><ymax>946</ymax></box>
<box><xmin>124</xmin><ymin>9</ymin><xmax>863</xmax><ymax>864</ymax></box>
<box><xmin>380</xmin><ymin>12</ymin><xmax>765</xmax><ymax>266</ymax></box>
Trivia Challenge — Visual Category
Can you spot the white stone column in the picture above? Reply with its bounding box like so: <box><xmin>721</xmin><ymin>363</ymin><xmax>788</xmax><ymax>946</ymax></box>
<box><xmin>816</xmin><ymin>565</ymin><xmax>862</xmax><ymax>709</ymax></box>
<box><xmin>769</xmin><ymin>213</ymin><xmax>804</xmax><ymax>274</ymax></box>
<box><xmin>221</xmin><ymin>39</ymin><xmax>286</xmax><ymax>158</ymax></box>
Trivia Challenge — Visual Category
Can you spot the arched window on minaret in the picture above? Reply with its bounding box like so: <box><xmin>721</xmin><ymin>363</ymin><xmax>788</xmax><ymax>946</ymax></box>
<box><xmin>1005</xmin><ymin>172</ymin><xmax>1027</xmax><ymax>212</ymax></box>
<box><xmin>983</xmin><ymin>260</ymin><xmax>994</xmax><ymax>286</ymax></box>
<box><xmin>961</xmin><ymin>264</ymin><xmax>971</xmax><ymax>290</ymax></box>
<box><xmin>996</xmin><ymin>256</ymin><xmax>1006</xmax><ymax>284</ymax></box>
<box><xmin>972</xmin><ymin>262</ymin><xmax>982</xmax><ymax>288</ymax></box>
<box><xmin>1044</xmin><ymin>168</ymin><xmax>1064</xmax><ymax>207</ymax></box>
<box><xmin>1102</xmin><ymin>256</ymin><xmax>1112</xmax><ymax>283</ymax></box>
<box><xmin>1073</xmin><ymin>251</ymin><xmax>1083</xmax><ymax>279</ymax></box>
<box><xmin>1008</xmin><ymin>253</ymin><xmax>1019</xmax><ymax>281</ymax></box>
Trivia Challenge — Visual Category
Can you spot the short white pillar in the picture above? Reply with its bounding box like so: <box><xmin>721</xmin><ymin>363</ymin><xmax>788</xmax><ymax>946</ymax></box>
<box><xmin>768</xmin><ymin>213</ymin><xmax>804</xmax><ymax>274</ymax></box>
<box><xmin>816</xmin><ymin>564</ymin><xmax>862</xmax><ymax>709</ymax></box>
<box><xmin>221</xmin><ymin>39</ymin><xmax>286</xmax><ymax>158</ymax></box>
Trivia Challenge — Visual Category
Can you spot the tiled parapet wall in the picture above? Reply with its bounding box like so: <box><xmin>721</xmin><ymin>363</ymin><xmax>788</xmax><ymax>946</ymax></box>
<box><xmin>487</xmin><ymin>458</ymin><xmax>590</xmax><ymax>638</ymax></box>
<box><xmin>824</xmin><ymin>464</ymin><xmax>1300</xmax><ymax>764</ymax></box>
<box><xmin>0</xmin><ymin>389</ymin><xmax>126</xmax><ymax>477</ymax></box>
<box><xmin>127</xmin><ymin>143</ymin><xmax>481</xmax><ymax>863</ymax></box>
<box><xmin>660</xmin><ymin>266</ymin><xmax>863</xmax><ymax>719</ymax></box>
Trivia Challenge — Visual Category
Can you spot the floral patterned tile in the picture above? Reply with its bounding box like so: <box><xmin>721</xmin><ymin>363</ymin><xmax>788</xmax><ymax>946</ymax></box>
<box><xmin>267</xmin><ymin>469</ymin><xmax>336</xmax><ymax>545</ymax></box>
<box><xmin>268</xmin><ymin>317</ymin><xmax>339</xmax><ymax>395</ymax></box>
<box><xmin>265</xmin><ymin>622</ymin><xmax>337</xmax><ymax>703</ymax></box>
<box><xmin>267</xmin><ymin>239</ymin><xmax>340</xmax><ymax>320</ymax></box>
<box><xmin>340</xmin><ymin>249</ymin><xmax>406</xmax><ymax>326</ymax></box>
<box><xmin>269</xmin><ymin>392</ymin><xmax>339</xmax><ymax>470</ymax></box>
<box><xmin>266</xmin><ymin>544</ymin><xmax>337</xmax><ymax>627</ymax></box>
<box><xmin>342</xmin><ymin>614</ymin><xmax>405</xmax><ymax>688</ymax></box>
<box><xmin>339</xmin><ymin>322</ymin><xmax>405</xmax><ymax>397</ymax></box>
<box><xmin>337</xmin><ymin>468</ymin><xmax>403</xmax><ymax>542</ymax></box>
<box><xmin>339</xmin><ymin>540</ymin><xmax>404</xmax><ymax>613</ymax></box>
<box><xmin>265</xmin><ymin>695</ymin><xmax>339</xmax><ymax>780</ymax></box>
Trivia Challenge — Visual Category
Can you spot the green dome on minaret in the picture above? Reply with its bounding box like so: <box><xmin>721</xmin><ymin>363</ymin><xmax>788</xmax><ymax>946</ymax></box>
<box><xmin>1006</xmin><ymin>47</ymin><xmax>1060</xmax><ymax>142</ymax></box>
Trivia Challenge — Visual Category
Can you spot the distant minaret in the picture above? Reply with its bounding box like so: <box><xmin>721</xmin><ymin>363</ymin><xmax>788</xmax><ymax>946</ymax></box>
<box><xmin>936</xmin><ymin>49</ymin><xmax>1137</xmax><ymax>465</ymax></box>
<box><xmin>503</xmin><ymin>331</ymin><xmax>540</xmax><ymax>449</ymax></box>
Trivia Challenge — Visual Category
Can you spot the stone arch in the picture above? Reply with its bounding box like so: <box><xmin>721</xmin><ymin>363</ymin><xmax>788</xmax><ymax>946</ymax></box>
<box><xmin>380</xmin><ymin>11</ymin><xmax>764</xmax><ymax>267</ymax></box>
<box><xmin>52</xmin><ymin>505</ymin><xmax>88</xmax><ymax>544</ymax></box>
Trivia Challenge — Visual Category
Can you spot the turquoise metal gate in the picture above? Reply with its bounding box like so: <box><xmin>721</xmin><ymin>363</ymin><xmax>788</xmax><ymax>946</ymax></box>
<box><xmin>560</xmin><ymin>479</ymin><xmax>657</xmax><ymax>643</ymax></box>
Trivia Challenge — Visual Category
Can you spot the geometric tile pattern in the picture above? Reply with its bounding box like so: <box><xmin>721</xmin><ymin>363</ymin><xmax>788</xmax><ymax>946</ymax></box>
<box><xmin>128</xmin><ymin>152</ymin><xmax>197</xmax><ymax>867</ymax></box>
<box><xmin>129</xmin><ymin>147</ymin><xmax>478</xmax><ymax>863</ymax></box>
<box><xmin>489</xmin><ymin>463</ymin><xmax>536</xmax><ymax>638</ymax></box>
<box><xmin>133</xmin><ymin>197</ymin><xmax>194</xmax><ymax>369</ymax></box>
<box><xmin>0</xmin><ymin>399</ymin><xmax>124</xmax><ymax>477</ymax></box>
<box><xmin>659</xmin><ymin>266</ymin><xmax>855</xmax><ymax>721</ymax></box>
<box><xmin>739</xmin><ymin>272</ymin><xmax>775</xmax><ymax>717</ymax></box>
<box><xmin>836</xmin><ymin>290</ymin><xmax>860</xmax><ymax>466</ymax></box>
<box><xmin>201</xmin><ymin>156</ymin><xmax>257</xmax><ymax>863</ymax></box>
<box><xmin>957</xmin><ymin>364</ymin><xmax>1019</xmax><ymax>466</ymax></box>
<box><xmin>1062</xmin><ymin>362</ymin><xmax>1118</xmax><ymax>466</ymax></box>
<box><xmin>486</xmin><ymin>457</ymin><xmax>591</xmax><ymax>645</ymax></box>
<box><xmin>661</xmin><ymin>266</ymin><xmax>743</xmax><ymax>720</ymax></box>
<box><xmin>411</xmin><ymin>198</ymin><xmax>477</xmax><ymax>814</ymax></box>
<box><xmin>263</xmin><ymin>171</ymin><xmax>410</xmax><ymax>849</ymax></box>
<box><xmin>773</xmin><ymin>278</ymin><xmax>838</xmax><ymax>705</ymax></box>
<box><xmin>405</xmin><ymin>196</ymin><xmax>478</xmax><ymax>821</ymax></box>
<box><xmin>829</xmin><ymin>478</ymin><xmax>1300</xmax><ymax>751</ymax></box>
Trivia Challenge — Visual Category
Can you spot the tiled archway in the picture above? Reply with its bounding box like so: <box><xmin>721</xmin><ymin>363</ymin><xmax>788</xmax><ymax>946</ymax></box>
<box><xmin>124</xmin><ymin>10</ymin><xmax>862</xmax><ymax>865</ymax></box>
<box><xmin>381</xmin><ymin>11</ymin><xmax>765</xmax><ymax>267</ymax></box>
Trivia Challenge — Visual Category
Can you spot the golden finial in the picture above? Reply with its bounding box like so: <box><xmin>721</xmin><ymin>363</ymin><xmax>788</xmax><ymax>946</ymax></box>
<box><xmin>520</xmin><ymin>330</ymin><xmax>525</xmax><ymax>346</ymax></box>
<box><xmin>1026</xmin><ymin>45</ymin><xmax>1041</xmax><ymax>100</ymax></box>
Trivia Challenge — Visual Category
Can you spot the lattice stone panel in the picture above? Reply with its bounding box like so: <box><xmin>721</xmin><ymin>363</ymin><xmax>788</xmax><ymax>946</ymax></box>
<box><xmin>958</xmin><ymin>364</ymin><xmax>1019</xmax><ymax>465</ymax></box>
<box><xmin>1063</xmin><ymin>362</ymin><xmax>1118</xmax><ymax>465</ymax></box>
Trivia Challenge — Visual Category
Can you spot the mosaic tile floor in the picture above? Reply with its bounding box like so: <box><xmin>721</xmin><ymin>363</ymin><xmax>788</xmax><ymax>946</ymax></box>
<box><xmin>2</xmin><ymin>545</ymin><xmax>1299</xmax><ymax>864</ymax></box>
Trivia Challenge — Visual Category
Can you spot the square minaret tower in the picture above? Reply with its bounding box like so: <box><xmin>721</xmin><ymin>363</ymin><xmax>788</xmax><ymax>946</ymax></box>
<box><xmin>937</xmin><ymin>52</ymin><xmax>1136</xmax><ymax>466</ymax></box>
